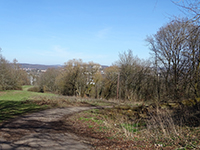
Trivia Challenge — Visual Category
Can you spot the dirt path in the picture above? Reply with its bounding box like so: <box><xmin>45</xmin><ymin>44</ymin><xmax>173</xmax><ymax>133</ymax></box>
<box><xmin>0</xmin><ymin>107</ymin><xmax>96</xmax><ymax>150</ymax></box>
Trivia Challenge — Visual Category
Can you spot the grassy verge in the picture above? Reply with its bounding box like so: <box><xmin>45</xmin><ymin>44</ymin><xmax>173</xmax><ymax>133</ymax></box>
<box><xmin>66</xmin><ymin>104</ymin><xmax>200</xmax><ymax>149</ymax></box>
<box><xmin>66</xmin><ymin>108</ymin><xmax>151</xmax><ymax>149</ymax></box>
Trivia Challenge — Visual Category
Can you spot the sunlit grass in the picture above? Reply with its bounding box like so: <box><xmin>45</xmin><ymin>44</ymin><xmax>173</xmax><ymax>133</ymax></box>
<box><xmin>22</xmin><ymin>85</ymin><xmax>34</xmax><ymax>91</ymax></box>
<box><xmin>0</xmin><ymin>86</ymin><xmax>56</xmax><ymax>122</ymax></box>
<box><xmin>0</xmin><ymin>90</ymin><xmax>55</xmax><ymax>101</ymax></box>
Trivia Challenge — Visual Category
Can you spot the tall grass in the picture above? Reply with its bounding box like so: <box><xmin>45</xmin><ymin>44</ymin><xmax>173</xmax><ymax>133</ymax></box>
<box><xmin>144</xmin><ymin>105</ymin><xmax>200</xmax><ymax>149</ymax></box>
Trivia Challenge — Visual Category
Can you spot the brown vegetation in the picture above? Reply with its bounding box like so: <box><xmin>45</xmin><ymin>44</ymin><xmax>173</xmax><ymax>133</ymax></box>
<box><xmin>0</xmin><ymin>56</ymin><xmax>29</xmax><ymax>90</ymax></box>
<box><xmin>65</xmin><ymin>100</ymin><xmax>200</xmax><ymax>149</ymax></box>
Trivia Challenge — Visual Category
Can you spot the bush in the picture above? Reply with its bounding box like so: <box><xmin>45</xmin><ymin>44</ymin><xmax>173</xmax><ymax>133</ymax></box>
<box><xmin>14</xmin><ymin>86</ymin><xmax>22</xmax><ymax>90</ymax></box>
<box><xmin>27</xmin><ymin>86</ymin><xmax>40</xmax><ymax>92</ymax></box>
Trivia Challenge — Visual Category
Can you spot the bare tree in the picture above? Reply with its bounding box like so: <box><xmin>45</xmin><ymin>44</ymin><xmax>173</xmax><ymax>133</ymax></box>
<box><xmin>116</xmin><ymin>50</ymin><xmax>153</xmax><ymax>101</ymax></box>
<box><xmin>102</xmin><ymin>65</ymin><xmax>119</xmax><ymax>99</ymax></box>
<box><xmin>172</xmin><ymin>0</ymin><xmax>200</xmax><ymax>23</ymax></box>
<box><xmin>146</xmin><ymin>18</ymin><xmax>200</xmax><ymax>102</ymax></box>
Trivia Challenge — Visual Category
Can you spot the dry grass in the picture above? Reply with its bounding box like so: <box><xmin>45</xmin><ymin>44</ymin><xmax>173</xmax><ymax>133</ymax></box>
<box><xmin>65</xmin><ymin>103</ymin><xmax>200</xmax><ymax>149</ymax></box>
<box><xmin>25</xmin><ymin>95</ymin><xmax>115</xmax><ymax>108</ymax></box>
<box><xmin>65</xmin><ymin>106</ymin><xmax>151</xmax><ymax>149</ymax></box>
<box><xmin>143</xmin><ymin>104</ymin><xmax>200</xmax><ymax>149</ymax></box>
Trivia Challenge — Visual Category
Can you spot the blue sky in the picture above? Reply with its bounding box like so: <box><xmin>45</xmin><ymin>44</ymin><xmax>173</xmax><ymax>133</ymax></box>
<box><xmin>0</xmin><ymin>0</ymin><xmax>184</xmax><ymax>66</ymax></box>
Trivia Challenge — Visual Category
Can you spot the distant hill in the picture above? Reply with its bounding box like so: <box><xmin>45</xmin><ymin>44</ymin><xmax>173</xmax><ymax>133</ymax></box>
<box><xmin>101</xmin><ymin>65</ymin><xmax>109</xmax><ymax>69</ymax></box>
<box><xmin>18</xmin><ymin>63</ymin><xmax>109</xmax><ymax>70</ymax></box>
<box><xmin>19</xmin><ymin>63</ymin><xmax>62</xmax><ymax>70</ymax></box>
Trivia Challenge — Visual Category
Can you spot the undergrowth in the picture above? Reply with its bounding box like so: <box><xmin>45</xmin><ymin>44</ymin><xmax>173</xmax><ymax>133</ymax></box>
<box><xmin>66</xmin><ymin>103</ymin><xmax>200</xmax><ymax>149</ymax></box>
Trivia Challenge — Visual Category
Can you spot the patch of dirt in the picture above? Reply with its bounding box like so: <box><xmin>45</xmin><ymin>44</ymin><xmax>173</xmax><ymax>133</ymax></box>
<box><xmin>0</xmin><ymin>107</ymin><xmax>96</xmax><ymax>149</ymax></box>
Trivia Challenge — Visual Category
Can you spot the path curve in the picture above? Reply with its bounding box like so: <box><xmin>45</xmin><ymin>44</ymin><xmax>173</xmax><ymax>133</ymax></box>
<box><xmin>0</xmin><ymin>107</ymin><xmax>97</xmax><ymax>150</ymax></box>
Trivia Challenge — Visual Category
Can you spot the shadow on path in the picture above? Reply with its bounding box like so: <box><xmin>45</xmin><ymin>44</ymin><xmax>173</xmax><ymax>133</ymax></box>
<box><xmin>0</xmin><ymin>107</ymin><xmax>96</xmax><ymax>150</ymax></box>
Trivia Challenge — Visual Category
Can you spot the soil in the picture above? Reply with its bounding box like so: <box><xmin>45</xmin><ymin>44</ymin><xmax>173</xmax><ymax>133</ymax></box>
<box><xmin>0</xmin><ymin>107</ymin><xmax>97</xmax><ymax>150</ymax></box>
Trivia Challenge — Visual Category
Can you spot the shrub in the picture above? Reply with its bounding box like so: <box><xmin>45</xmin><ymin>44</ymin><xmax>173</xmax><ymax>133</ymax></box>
<box><xmin>27</xmin><ymin>86</ymin><xmax>40</xmax><ymax>92</ymax></box>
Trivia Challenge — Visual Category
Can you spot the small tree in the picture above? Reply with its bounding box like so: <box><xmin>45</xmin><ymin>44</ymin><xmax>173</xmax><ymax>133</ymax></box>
<box><xmin>116</xmin><ymin>50</ymin><xmax>152</xmax><ymax>101</ymax></box>
<box><xmin>0</xmin><ymin>56</ymin><xmax>23</xmax><ymax>90</ymax></box>
<box><xmin>38</xmin><ymin>68</ymin><xmax>59</xmax><ymax>93</ymax></box>
<box><xmin>102</xmin><ymin>65</ymin><xmax>119</xmax><ymax>99</ymax></box>
<box><xmin>55</xmin><ymin>59</ymin><xmax>102</xmax><ymax>97</ymax></box>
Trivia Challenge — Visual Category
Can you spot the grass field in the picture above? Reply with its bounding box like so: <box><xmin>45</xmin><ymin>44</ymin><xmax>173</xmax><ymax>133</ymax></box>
<box><xmin>0</xmin><ymin>90</ymin><xmax>55</xmax><ymax>101</ymax></box>
<box><xmin>0</xmin><ymin>85</ymin><xmax>56</xmax><ymax>122</ymax></box>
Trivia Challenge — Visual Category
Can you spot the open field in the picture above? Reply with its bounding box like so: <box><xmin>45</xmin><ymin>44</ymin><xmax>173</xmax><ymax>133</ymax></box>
<box><xmin>0</xmin><ymin>86</ymin><xmax>56</xmax><ymax>122</ymax></box>
<box><xmin>0</xmin><ymin>90</ymin><xmax>55</xmax><ymax>101</ymax></box>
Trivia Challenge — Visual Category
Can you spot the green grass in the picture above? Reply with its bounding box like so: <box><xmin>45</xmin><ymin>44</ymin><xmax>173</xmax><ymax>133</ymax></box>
<box><xmin>22</xmin><ymin>85</ymin><xmax>34</xmax><ymax>91</ymax></box>
<box><xmin>0</xmin><ymin>85</ymin><xmax>56</xmax><ymax>122</ymax></box>
<box><xmin>120</xmin><ymin>123</ymin><xmax>138</xmax><ymax>133</ymax></box>
<box><xmin>0</xmin><ymin>90</ymin><xmax>55</xmax><ymax>101</ymax></box>
<box><xmin>0</xmin><ymin>100</ymin><xmax>48</xmax><ymax>122</ymax></box>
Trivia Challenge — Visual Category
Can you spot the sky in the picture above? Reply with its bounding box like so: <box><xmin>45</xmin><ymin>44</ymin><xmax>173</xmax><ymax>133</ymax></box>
<box><xmin>0</xmin><ymin>0</ymin><xmax>185</xmax><ymax>66</ymax></box>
